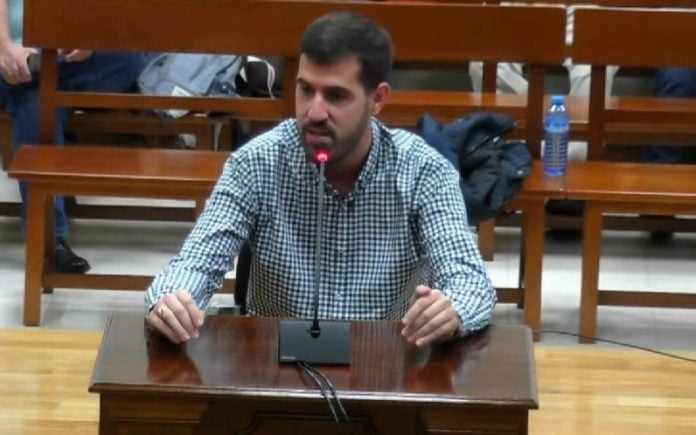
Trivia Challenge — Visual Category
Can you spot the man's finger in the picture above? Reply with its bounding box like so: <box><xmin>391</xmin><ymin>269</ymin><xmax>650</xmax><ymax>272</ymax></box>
<box><xmin>158</xmin><ymin>304</ymin><xmax>192</xmax><ymax>342</ymax></box>
<box><xmin>401</xmin><ymin>298</ymin><xmax>431</xmax><ymax>335</ymax></box>
<box><xmin>148</xmin><ymin>312</ymin><xmax>181</xmax><ymax>344</ymax></box>
<box><xmin>406</xmin><ymin>302</ymin><xmax>453</xmax><ymax>344</ymax></box>
<box><xmin>176</xmin><ymin>291</ymin><xmax>205</xmax><ymax>328</ymax></box>
<box><xmin>415</xmin><ymin>317</ymin><xmax>459</xmax><ymax>348</ymax></box>
<box><xmin>402</xmin><ymin>288</ymin><xmax>444</xmax><ymax>334</ymax></box>
<box><xmin>166</xmin><ymin>297</ymin><xmax>198</xmax><ymax>339</ymax></box>
<box><xmin>402</xmin><ymin>286</ymin><xmax>434</xmax><ymax>328</ymax></box>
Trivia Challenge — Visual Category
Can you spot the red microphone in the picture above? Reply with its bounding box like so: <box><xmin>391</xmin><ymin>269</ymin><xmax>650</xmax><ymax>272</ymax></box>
<box><xmin>310</xmin><ymin>149</ymin><xmax>329</xmax><ymax>338</ymax></box>
<box><xmin>314</xmin><ymin>149</ymin><xmax>330</xmax><ymax>164</ymax></box>
<box><xmin>277</xmin><ymin>146</ymin><xmax>350</xmax><ymax>365</ymax></box>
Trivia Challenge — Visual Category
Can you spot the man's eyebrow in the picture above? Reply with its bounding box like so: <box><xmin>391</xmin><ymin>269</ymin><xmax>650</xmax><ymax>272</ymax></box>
<box><xmin>296</xmin><ymin>77</ymin><xmax>311</xmax><ymax>86</ymax></box>
<box><xmin>296</xmin><ymin>78</ymin><xmax>350</xmax><ymax>94</ymax></box>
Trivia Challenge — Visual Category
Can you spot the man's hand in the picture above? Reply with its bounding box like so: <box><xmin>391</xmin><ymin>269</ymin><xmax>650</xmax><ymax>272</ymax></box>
<box><xmin>0</xmin><ymin>43</ymin><xmax>36</xmax><ymax>84</ymax></box>
<box><xmin>401</xmin><ymin>285</ymin><xmax>461</xmax><ymax>348</ymax></box>
<box><xmin>59</xmin><ymin>49</ymin><xmax>93</xmax><ymax>63</ymax></box>
<box><xmin>147</xmin><ymin>290</ymin><xmax>205</xmax><ymax>343</ymax></box>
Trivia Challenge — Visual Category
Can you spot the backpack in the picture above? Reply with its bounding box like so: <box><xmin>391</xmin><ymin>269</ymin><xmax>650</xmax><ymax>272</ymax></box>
<box><xmin>137</xmin><ymin>53</ymin><xmax>245</xmax><ymax>118</ymax></box>
<box><xmin>417</xmin><ymin>113</ymin><xmax>533</xmax><ymax>225</ymax></box>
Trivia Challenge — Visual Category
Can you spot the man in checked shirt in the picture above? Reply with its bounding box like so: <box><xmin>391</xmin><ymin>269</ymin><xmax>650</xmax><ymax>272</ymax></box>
<box><xmin>146</xmin><ymin>12</ymin><xmax>496</xmax><ymax>347</ymax></box>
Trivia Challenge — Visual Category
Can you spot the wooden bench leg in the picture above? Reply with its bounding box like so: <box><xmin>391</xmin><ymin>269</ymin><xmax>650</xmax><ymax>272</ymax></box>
<box><xmin>24</xmin><ymin>187</ymin><xmax>51</xmax><ymax>326</ymax></box>
<box><xmin>579</xmin><ymin>202</ymin><xmax>602</xmax><ymax>344</ymax></box>
<box><xmin>194</xmin><ymin>199</ymin><xmax>205</xmax><ymax>217</ymax></box>
<box><xmin>0</xmin><ymin>112</ymin><xmax>12</xmax><ymax>171</ymax></box>
<box><xmin>522</xmin><ymin>200</ymin><xmax>545</xmax><ymax>342</ymax></box>
<box><xmin>477</xmin><ymin>218</ymin><xmax>495</xmax><ymax>261</ymax></box>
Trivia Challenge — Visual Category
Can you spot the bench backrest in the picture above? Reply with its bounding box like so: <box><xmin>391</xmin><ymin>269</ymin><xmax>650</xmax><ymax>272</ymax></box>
<box><xmin>572</xmin><ymin>6</ymin><xmax>696</xmax><ymax>159</ymax></box>
<box><xmin>24</xmin><ymin>0</ymin><xmax>566</xmax><ymax>156</ymax></box>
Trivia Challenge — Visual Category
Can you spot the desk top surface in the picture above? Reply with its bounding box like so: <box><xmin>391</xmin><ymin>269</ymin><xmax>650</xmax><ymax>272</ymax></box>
<box><xmin>90</xmin><ymin>313</ymin><xmax>537</xmax><ymax>409</ymax></box>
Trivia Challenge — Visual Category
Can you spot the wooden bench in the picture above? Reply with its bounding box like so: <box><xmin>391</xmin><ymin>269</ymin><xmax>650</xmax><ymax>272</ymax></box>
<box><xmin>9</xmin><ymin>145</ymin><xmax>235</xmax><ymax>326</ymax></box>
<box><xmin>568</xmin><ymin>6</ymin><xmax>696</xmax><ymax>342</ymax></box>
<box><xmin>11</xmin><ymin>0</ymin><xmax>566</xmax><ymax>329</ymax></box>
<box><xmin>567</xmin><ymin>161</ymin><xmax>696</xmax><ymax>343</ymax></box>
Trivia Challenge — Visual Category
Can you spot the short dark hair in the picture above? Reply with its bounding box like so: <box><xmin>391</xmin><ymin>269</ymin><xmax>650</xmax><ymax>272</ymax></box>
<box><xmin>300</xmin><ymin>12</ymin><xmax>393</xmax><ymax>93</ymax></box>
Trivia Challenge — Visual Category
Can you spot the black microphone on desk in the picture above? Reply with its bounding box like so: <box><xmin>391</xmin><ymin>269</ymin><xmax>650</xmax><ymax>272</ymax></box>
<box><xmin>278</xmin><ymin>149</ymin><xmax>351</xmax><ymax>365</ymax></box>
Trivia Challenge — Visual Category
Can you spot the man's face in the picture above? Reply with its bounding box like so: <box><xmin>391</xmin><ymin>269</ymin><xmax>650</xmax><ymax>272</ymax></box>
<box><xmin>295</xmin><ymin>54</ymin><xmax>376</xmax><ymax>165</ymax></box>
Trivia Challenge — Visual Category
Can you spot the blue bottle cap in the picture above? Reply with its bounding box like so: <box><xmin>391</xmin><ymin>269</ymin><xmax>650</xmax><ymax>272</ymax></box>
<box><xmin>551</xmin><ymin>95</ymin><xmax>565</xmax><ymax>105</ymax></box>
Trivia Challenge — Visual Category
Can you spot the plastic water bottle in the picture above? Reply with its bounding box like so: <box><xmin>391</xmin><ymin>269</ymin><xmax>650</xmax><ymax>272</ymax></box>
<box><xmin>543</xmin><ymin>95</ymin><xmax>569</xmax><ymax>177</ymax></box>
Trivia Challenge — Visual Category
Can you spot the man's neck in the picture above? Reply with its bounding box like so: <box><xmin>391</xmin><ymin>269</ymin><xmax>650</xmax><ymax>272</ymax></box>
<box><xmin>325</xmin><ymin>125</ymin><xmax>373</xmax><ymax>197</ymax></box>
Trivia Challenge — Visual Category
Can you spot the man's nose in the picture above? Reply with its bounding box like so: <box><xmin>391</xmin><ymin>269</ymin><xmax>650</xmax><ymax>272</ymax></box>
<box><xmin>307</xmin><ymin>94</ymin><xmax>328</xmax><ymax>121</ymax></box>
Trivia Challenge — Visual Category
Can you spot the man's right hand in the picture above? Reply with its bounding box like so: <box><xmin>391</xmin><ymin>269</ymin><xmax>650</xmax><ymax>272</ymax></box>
<box><xmin>0</xmin><ymin>43</ymin><xmax>36</xmax><ymax>85</ymax></box>
<box><xmin>147</xmin><ymin>291</ymin><xmax>205</xmax><ymax>343</ymax></box>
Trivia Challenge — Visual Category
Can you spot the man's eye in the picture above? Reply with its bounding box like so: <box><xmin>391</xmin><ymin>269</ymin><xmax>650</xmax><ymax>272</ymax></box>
<box><xmin>298</xmin><ymin>84</ymin><xmax>312</xmax><ymax>95</ymax></box>
<box><xmin>325</xmin><ymin>90</ymin><xmax>346</xmax><ymax>103</ymax></box>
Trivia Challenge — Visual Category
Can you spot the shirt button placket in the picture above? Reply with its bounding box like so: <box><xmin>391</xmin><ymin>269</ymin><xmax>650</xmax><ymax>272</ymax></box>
<box><xmin>334</xmin><ymin>200</ymin><xmax>349</xmax><ymax>316</ymax></box>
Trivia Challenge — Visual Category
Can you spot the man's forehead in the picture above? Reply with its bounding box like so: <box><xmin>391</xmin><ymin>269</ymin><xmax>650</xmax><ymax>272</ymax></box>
<box><xmin>298</xmin><ymin>54</ymin><xmax>361</xmax><ymax>77</ymax></box>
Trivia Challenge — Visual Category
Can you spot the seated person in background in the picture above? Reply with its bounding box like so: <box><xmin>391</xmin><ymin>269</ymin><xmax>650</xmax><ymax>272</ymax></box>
<box><xmin>145</xmin><ymin>12</ymin><xmax>496</xmax><ymax>347</ymax></box>
<box><xmin>0</xmin><ymin>0</ymin><xmax>145</xmax><ymax>273</ymax></box>
<box><xmin>641</xmin><ymin>67</ymin><xmax>696</xmax><ymax>164</ymax></box>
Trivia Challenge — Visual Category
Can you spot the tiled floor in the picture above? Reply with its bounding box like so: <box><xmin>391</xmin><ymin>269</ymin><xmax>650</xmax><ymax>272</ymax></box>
<box><xmin>1</xmin><ymin>167</ymin><xmax>695</xmax><ymax>352</ymax></box>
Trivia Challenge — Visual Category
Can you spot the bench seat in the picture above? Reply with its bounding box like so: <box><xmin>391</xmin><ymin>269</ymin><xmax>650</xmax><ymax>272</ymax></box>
<box><xmin>8</xmin><ymin>145</ymin><xmax>234</xmax><ymax>326</ymax></box>
<box><xmin>10</xmin><ymin>145</ymin><xmax>561</xmax><ymax>332</ymax></box>
<box><xmin>565</xmin><ymin>161</ymin><xmax>696</xmax><ymax>343</ymax></box>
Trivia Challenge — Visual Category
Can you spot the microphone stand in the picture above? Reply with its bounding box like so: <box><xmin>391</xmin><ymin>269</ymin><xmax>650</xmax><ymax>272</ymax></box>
<box><xmin>278</xmin><ymin>151</ymin><xmax>351</xmax><ymax>365</ymax></box>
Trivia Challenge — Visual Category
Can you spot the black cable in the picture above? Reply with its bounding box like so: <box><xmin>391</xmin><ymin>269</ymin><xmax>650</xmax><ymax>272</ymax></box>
<box><xmin>296</xmin><ymin>361</ymin><xmax>343</xmax><ymax>434</ymax></box>
<box><xmin>300</xmin><ymin>362</ymin><xmax>352</xmax><ymax>434</ymax></box>
<box><xmin>537</xmin><ymin>330</ymin><xmax>696</xmax><ymax>364</ymax></box>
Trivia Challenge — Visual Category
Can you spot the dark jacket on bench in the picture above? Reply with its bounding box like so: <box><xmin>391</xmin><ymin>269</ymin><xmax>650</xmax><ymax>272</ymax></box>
<box><xmin>417</xmin><ymin>113</ymin><xmax>532</xmax><ymax>225</ymax></box>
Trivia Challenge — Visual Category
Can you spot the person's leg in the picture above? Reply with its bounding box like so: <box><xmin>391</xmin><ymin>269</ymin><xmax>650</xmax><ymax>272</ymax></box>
<box><xmin>641</xmin><ymin>67</ymin><xmax>696</xmax><ymax>164</ymax></box>
<box><xmin>4</xmin><ymin>80</ymin><xmax>69</xmax><ymax>237</ymax></box>
<box><xmin>468</xmin><ymin>61</ymin><xmax>527</xmax><ymax>94</ymax></box>
<box><xmin>59</xmin><ymin>51</ymin><xmax>145</xmax><ymax>94</ymax></box>
<box><xmin>3</xmin><ymin>78</ymin><xmax>90</xmax><ymax>273</ymax></box>
<box><xmin>568</xmin><ymin>64</ymin><xmax>618</xmax><ymax>97</ymax></box>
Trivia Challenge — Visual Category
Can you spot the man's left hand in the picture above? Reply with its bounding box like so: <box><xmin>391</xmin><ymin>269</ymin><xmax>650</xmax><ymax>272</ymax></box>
<box><xmin>401</xmin><ymin>285</ymin><xmax>461</xmax><ymax>348</ymax></box>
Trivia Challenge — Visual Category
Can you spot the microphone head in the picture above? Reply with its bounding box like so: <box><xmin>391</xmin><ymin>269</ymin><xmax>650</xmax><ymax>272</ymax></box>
<box><xmin>314</xmin><ymin>150</ymin><xmax>330</xmax><ymax>164</ymax></box>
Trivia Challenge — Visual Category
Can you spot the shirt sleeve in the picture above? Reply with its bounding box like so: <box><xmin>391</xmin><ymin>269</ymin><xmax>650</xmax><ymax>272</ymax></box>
<box><xmin>415</xmin><ymin>156</ymin><xmax>497</xmax><ymax>333</ymax></box>
<box><xmin>145</xmin><ymin>151</ymin><xmax>259</xmax><ymax>311</ymax></box>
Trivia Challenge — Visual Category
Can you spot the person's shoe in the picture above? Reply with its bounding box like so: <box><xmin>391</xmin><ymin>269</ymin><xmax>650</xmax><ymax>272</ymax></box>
<box><xmin>641</xmin><ymin>215</ymin><xmax>675</xmax><ymax>243</ymax></box>
<box><xmin>54</xmin><ymin>237</ymin><xmax>91</xmax><ymax>274</ymax></box>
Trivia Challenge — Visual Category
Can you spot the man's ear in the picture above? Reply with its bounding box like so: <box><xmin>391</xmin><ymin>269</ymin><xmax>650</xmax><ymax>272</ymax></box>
<box><xmin>370</xmin><ymin>82</ymin><xmax>391</xmax><ymax>116</ymax></box>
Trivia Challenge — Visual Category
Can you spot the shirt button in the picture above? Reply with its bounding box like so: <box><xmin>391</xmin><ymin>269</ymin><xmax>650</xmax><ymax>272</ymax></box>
<box><xmin>335</xmin><ymin>292</ymin><xmax>343</xmax><ymax>298</ymax></box>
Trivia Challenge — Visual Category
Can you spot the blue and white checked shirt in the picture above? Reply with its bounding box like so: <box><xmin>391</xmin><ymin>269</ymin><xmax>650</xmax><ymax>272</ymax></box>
<box><xmin>146</xmin><ymin>118</ymin><xmax>496</xmax><ymax>332</ymax></box>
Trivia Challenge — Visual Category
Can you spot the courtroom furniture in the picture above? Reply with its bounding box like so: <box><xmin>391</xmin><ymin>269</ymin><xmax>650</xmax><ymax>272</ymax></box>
<box><xmin>13</xmin><ymin>0</ymin><xmax>568</xmax><ymax>331</ymax></box>
<box><xmin>25</xmin><ymin>0</ymin><xmax>565</xmax><ymax>154</ymax></box>
<box><xmin>564</xmin><ymin>161</ymin><xmax>696</xmax><ymax>343</ymax></box>
<box><xmin>8</xmin><ymin>145</ymin><xmax>233</xmax><ymax>326</ymax></box>
<box><xmin>0</xmin><ymin>110</ymin><xmax>11</xmax><ymax>171</ymax></box>
<box><xmin>565</xmin><ymin>7</ymin><xmax>696</xmax><ymax>342</ymax></box>
<box><xmin>473</xmin><ymin>1</ymin><xmax>696</xmax><ymax>249</ymax></box>
<box><xmin>9</xmin><ymin>146</ymin><xmax>558</xmax><ymax>334</ymax></box>
<box><xmin>23</xmin><ymin>0</ymin><xmax>568</xmax><ymax>259</ymax></box>
<box><xmin>4</xmin><ymin>326</ymin><xmax>696</xmax><ymax>435</ymax></box>
<box><xmin>89</xmin><ymin>312</ymin><xmax>538</xmax><ymax>435</ymax></box>
<box><xmin>574</xmin><ymin>7</ymin><xmax>696</xmax><ymax>159</ymax></box>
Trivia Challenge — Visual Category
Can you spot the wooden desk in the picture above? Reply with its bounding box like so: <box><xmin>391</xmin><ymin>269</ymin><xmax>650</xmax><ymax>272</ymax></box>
<box><xmin>565</xmin><ymin>161</ymin><xmax>696</xmax><ymax>343</ymax></box>
<box><xmin>89</xmin><ymin>313</ymin><xmax>537</xmax><ymax>434</ymax></box>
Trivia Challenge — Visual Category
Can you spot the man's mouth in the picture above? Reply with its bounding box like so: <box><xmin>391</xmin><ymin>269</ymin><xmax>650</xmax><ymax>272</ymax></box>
<box><xmin>304</xmin><ymin>126</ymin><xmax>333</xmax><ymax>146</ymax></box>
